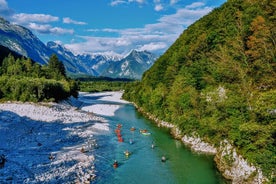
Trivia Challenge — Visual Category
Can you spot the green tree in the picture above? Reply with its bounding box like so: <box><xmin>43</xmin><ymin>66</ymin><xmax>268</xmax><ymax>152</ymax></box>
<box><xmin>47</xmin><ymin>54</ymin><xmax>66</xmax><ymax>80</ymax></box>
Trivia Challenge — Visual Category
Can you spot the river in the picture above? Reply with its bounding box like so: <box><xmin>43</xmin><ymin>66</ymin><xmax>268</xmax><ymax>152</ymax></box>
<box><xmin>78</xmin><ymin>92</ymin><xmax>228</xmax><ymax>184</ymax></box>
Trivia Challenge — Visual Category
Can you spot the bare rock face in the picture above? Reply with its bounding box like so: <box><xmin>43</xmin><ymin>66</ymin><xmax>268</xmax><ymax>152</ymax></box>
<box><xmin>181</xmin><ymin>134</ymin><xmax>217</xmax><ymax>155</ymax></box>
<box><xmin>214</xmin><ymin>140</ymin><xmax>266</xmax><ymax>184</ymax></box>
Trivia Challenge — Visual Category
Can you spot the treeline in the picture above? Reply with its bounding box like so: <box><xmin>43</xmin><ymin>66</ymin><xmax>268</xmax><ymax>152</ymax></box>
<box><xmin>73</xmin><ymin>75</ymin><xmax>134</xmax><ymax>92</ymax></box>
<box><xmin>79</xmin><ymin>80</ymin><xmax>130</xmax><ymax>92</ymax></box>
<box><xmin>123</xmin><ymin>0</ymin><xmax>275</xmax><ymax>180</ymax></box>
<box><xmin>0</xmin><ymin>54</ymin><xmax>78</xmax><ymax>102</ymax></box>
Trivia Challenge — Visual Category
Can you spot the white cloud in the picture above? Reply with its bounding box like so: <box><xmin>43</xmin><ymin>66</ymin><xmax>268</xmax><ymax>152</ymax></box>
<box><xmin>154</xmin><ymin>4</ymin><xmax>164</xmax><ymax>11</ymax></box>
<box><xmin>63</xmin><ymin>17</ymin><xmax>87</xmax><ymax>25</ymax></box>
<box><xmin>159</xmin><ymin>6</ymin><xmax>212</xmax><ymax>26</ymax></box>
<box><xmin>1</xmin><ymin>0</ymin><xmax>215</xmax><ymax>56</ymax></box>
<box><xmin>110</xmin><ymin>0</ymin><xmax>146</xmax><ymax>6</ymax></box>
<box><xmin>170</xmin><ymin>0</ymin><xmax>178</xmax><ymax>5</ymax></box>
<box><xmin>66</xmin><ymin>2</ymin><xmax>213</xmax><ymax>55</ymax></box>
<box><xmin>28</xmin><ymin>23</ymin><xmax>74</xmax><ymax>35</ymax></box>
<box><xmin>12</xmin><ymin>13</ymin><xmax>59</xmax><ymax>24</ymax></box>
<box><xmin>137</xmin><ymin>42</ymin><xmax>167</xmax><ymax>52</ymax></box>
<box><xmin>129</xmin><ymin>0</ymin><xmax>145</xmax><ymax>4</ymax></box>
<box><xmin>186</xmin><ymin>2</ymin><xmax>205</xmax><ymax>9</ymax></box>
<box><xmin>110</xmin><ymin>0</ymin><xmax>127</xmax><ymax>6</ymax></box>
<box><xmin>0</xmin><ymin>0</ymin><xmax>8</xmax><ymax>8</ymax></box>
<box><xmin>0</xmin><ymin>0</ymin><xmax>13</xmax><ymax>16</ymax></box>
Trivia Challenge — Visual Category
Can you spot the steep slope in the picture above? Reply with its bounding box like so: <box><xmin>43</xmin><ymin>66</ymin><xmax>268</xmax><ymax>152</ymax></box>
<box><xmin>124</xmin><ymin>0</ymin><xmax>275</xmax><ymax>182</ymax></box>
<box><xmin>0</xmin><ymin>17</ymin><xmax>85</xmax><ymax>75</ymax></box>
<box><xmin>0</xmin><ymin>17</ymin><xmax>50</xmax><ymax>65</ymax></box>
<box><xmin>47</xmin><ymin>41</ymin><xmax>98</xmax><ymax>76</ymax></box>
<box><xmin>49</xmin><ymin>42</ymin><xmax>157</xmax><ymax>79</ymax></box>
<box><xmin>0</xmin><ymin>45</ymin><xmax>29</xmax><ymax>65</ymax></box>
<box><xmin>0</xmin><ymin>17</ymin><xmax>157</xmax><ymax>79</ymax></box>
<box><xmin>102</xmin><ymin>50</ymin><xmax>157</xmax><ymax>79</ymax></box>
<box><xmin>76</xmin><ymin>54</ymin><xmax>122</xmax><ymax>76</ymax></box>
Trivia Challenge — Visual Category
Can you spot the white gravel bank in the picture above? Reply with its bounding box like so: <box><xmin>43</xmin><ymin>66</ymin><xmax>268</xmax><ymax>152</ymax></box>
<box><xmin>0</xmin><ymin>91</ymin><xmax>126</xmax><ymax>183</ymax></box>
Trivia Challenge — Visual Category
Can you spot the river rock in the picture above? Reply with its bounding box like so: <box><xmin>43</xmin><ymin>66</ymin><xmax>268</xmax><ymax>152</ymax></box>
<box><xmin>214</xmin><ymin>140</ymin><xmax>266</xmax><ymax>184</ymax></box>
<box><xmin>181</xmin><ymin>134</ymin><xmax>217</xmax><ymax>154</ymax></box>
<box><xmin>133</xmin><ymin>102</ymin><xmax>268</xmax><ymax>183</ymax></box>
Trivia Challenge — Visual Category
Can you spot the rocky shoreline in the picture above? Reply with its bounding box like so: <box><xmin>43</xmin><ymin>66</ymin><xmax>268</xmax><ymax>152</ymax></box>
<box><xmin>0</xmin><ymin>97</ymin><xmax>109</xmax><ymax>183</ymax></box>
<box><xmin>134</xmin><ymin>104</ymin><xmax>267</xmax><ymax>184</ymax></box>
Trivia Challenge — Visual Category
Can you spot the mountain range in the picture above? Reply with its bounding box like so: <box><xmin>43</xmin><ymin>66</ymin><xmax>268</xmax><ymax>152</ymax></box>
<box><xmin>0</xmin><ymin>17</ymin><xmax>157</xmax><ymax>79</ymax></box>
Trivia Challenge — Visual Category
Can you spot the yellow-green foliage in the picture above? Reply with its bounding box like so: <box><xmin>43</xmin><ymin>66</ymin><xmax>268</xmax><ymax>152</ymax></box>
<box><xmin>79</xmin><ymin>81</ymin><xmax>129</xmax><ymax>92</ymax></box>
<box><xmin>123</xmin><ymin>0</ymin><xmax>275</xmax><ymax>180</ymax></box>
<box><xmin>0</xmin><ymin>54</ymin><xmax>78</xmax><ymax>102</ymax></box>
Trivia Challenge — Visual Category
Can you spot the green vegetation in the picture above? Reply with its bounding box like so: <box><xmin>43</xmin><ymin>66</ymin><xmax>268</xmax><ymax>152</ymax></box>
<box><xmin>123</xmin><ymin>0</ymin><xmax>275</xmax><ymax>180</ymax></box>
<box><xmin>74</xmin><ymin>76</ymin><xmax>134</xmax><ymax>92</ymax></box>
<box><xmin>79</xmin><ymin>80</ymin><xmax>130</xmax><ymax>92</ymax></box>
<box><xmin>0</xmin><ymin>54</ymin><xmax>79</xmax><ymax>102</ymax></box>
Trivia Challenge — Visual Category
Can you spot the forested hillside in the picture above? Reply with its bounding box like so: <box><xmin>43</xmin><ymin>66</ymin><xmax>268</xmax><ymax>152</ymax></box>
<box><xmin>0</xmin><ymin>54</ymin><xmax>78</xmax><ymax>102</ymax></box>
<box><xmin>123</xmin><ymin>0</ymin><xmax>275</xmax><ymax>180</ymax></box>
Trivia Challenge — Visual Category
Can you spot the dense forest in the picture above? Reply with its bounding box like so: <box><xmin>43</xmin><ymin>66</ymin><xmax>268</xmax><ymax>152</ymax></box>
<box><xmin>79</xmin><ymin>81</ymin><xmax>130</xmax><ymax>92</ymax></box>
<box><xmin>76</xmin><ymin>76</ymin><xmax>133</xmax><ymax>92</ymax></box>
<box><xmin>0</xmin><ymin>54</ymin><xmax>78</xmax><ymax>102</ymax></box>
<box><xmin>123</xmin><ymin>0</ymin><xmax>275</xmax><ymax>180</ymax></box>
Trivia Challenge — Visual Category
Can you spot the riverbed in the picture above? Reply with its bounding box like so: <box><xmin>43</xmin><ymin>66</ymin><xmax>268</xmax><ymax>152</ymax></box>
<box><xmin>0</xmin><ymin>91</ymin><xmax>228</xmax><ymax>183</ymax></box>
<box><xmin>78</xmin><ymin>91</ymin><xmax>228</xmax><ymax>184</ymax></box>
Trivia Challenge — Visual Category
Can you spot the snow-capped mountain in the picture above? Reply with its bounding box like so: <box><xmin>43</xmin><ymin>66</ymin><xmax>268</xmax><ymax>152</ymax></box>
<box><xmin>76</xmin><ymin>54</ymin><xmax>122</xmax><ymax>75</ymax></box>
<box><xmin>0</xmin><ymin>17</ymin><xmax>157</xmax><ymax>79</ymax></box>
<box><xmin>0</xmin><ymin>17</ymin><xmax>87</xmax><ymax>75</ymax></box>
<box><xmin>46</xmin><ymin>41</ymin><xmax>157</xmax><ymax>79</ymax></box>
<box><xmin>0</xmin><ymin>17</ymin><xmax>50</xmax><ymax>65</ymax></box>
<box><xmin>47</xmin><ymin>41</ymin><xmax>98</xmax><ymax>76</ymax></box>
<box><xmin>102</xmin><ymin>50</ymin><xmax>157</xmax><ymax>79</ymax></box>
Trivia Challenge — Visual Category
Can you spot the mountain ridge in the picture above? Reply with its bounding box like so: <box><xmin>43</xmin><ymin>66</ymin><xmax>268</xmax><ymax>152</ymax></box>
<box><xmin>0</xmin><ymin>17</ymin><xmax>157</xmax><ymax>79</ymax></box>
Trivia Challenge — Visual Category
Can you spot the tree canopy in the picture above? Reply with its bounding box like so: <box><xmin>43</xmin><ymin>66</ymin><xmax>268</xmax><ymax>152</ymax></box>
<box><xmin>123</xmin><ymin>0</ymin><xmax>276</xmax><ymax>180</ymax></box>
<box><xmin>0</xmin><ymin>54</ymin><xmax>78</xmax><ymax>102</ymax></box>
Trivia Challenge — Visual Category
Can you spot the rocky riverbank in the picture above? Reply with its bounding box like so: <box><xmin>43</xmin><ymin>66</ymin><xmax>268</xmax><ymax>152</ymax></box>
<box><xmin>133</xmin><ymin>104</ymin><xmax>267</xmax><ymax>184</ymax></box>
<box><xmin>0</xmin><ymin>95</ymin><xmax>110</xmax><ymax>183</ymax></box>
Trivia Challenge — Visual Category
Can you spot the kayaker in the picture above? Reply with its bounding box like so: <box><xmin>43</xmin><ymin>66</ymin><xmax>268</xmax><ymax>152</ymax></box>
<box><xmin>124</xmin><ymin>150</ymin><xmax>130</xmax><ymax>156</ymax></box>
<box><xmin>161</xmin><ymin>155</ymin><xmax>166</xmax><ymax>162</ymax></box>
<box><xmin>113</xmin><ymin>160</ymin><xmax>118</xmax><ymax>168</ymax></box>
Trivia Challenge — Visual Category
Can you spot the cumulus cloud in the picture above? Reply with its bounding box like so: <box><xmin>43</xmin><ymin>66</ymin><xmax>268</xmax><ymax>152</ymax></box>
<box><xmin>159</xmin><ymin>5</ymin><xmax>212</xmax><ymax>26</ymax></box>
<box><xmin>0</xmin><ymin>0</ymin><xmax>8</xmax><ymax>10</ymax></box>
<box><xmin>12</xmin><ymin>13</ymin><xmax>59</xmax><ymax>24</ymax></box>
<box><xmin>63</xmin><ymin>17</ymin><xmax>87</xmax><ymax>25</ymax></box>
<box><xmin>170</xmin><ymin>0</ymin><xmax>178</xmax><ymax>5</ymax></box>
<box><xmin>0</xmin><ymin>0</ymin><xmax>75</xmax><ymax>36</ymax></box>
<box><xmin>110</xmin><ymin>0</ymin><xmax>145</xmax><ymax>6</ymax></box>
<box><xmin>129</xmin><ymin>0</ymin><xmax>145</xmax><ymax>4</ymax></box>
<box><xmin>28</xmin><ymin>23</ymin><xmax>74</xmax><ymax>35</ymax></box>
<box><xmin>1</xmin><ymin>0</ymin><xmax>215</xmax><ymax>55</ymax></box>
<box><xmin>137</xmin><ymin>42</ymin><xmax>167</xmax><ymax>52</ymax></box>
<box><xmin>110</xmin><ymin>0</ymin><xmax>127</xmax><ymax>6</ymax></box>
<box><xmin>0</xmin><ymin>0</ymin><xmax>13</xmax><ymax>16</ymax></box>
<box><xmin>186</xmin><ymin>2</ymin><xmax>205</xmax><ymax>9</ymax></box>
<box><xmin>9</xmin><ymin>13</ymin><xmax>74</xmax><ymax>35</ymax></box>
<box><xmin>66</xmin><ymin>1</ymin><xmax>213</xmax><ymax>55</ymax></box>
<box><xmin>154</xmin><ymin>4</ymin><xmax>164</xmax><ymax>11</ymax></box>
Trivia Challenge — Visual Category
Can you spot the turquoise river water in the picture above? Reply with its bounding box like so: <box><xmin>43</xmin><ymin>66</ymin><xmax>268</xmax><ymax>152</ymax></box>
<box><xmin>81</xmin><ymin>93</ymin><xmax>229</xmax><ymax>184</ymax></box>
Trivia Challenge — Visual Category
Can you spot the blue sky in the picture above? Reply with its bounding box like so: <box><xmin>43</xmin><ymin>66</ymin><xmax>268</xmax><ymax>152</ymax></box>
<box><xmin>0</xmin><ymin>0</ymin><xmax>226</xmax><ymax>56</ymax></box>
